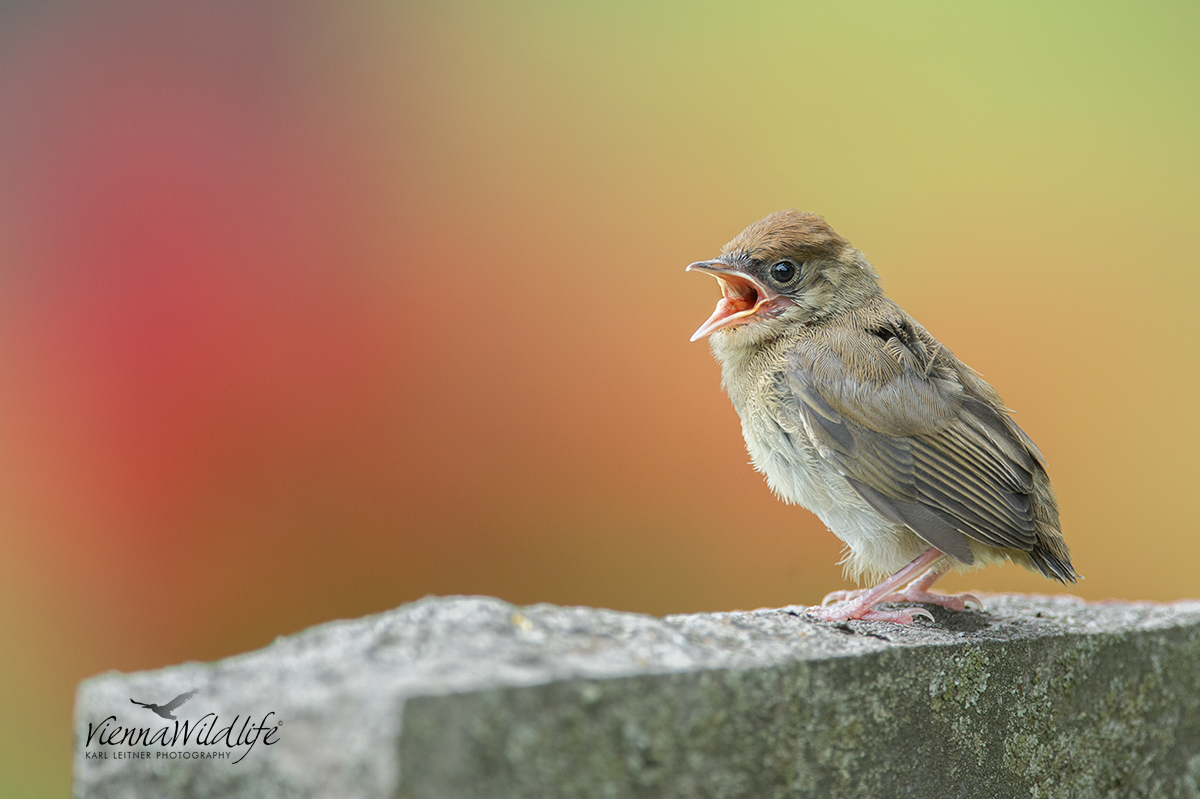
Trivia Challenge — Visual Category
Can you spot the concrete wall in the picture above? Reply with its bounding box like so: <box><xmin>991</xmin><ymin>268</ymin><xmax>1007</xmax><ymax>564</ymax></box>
<box><xmin>74</xmin><ymin>595</ymin><xmax>1200</xmax><ymax>798</ymax></box>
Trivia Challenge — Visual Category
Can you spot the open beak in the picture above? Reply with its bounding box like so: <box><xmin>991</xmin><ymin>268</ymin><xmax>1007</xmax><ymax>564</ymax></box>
<box><xmin>686</xmin><ymin>260</ymin><xmax>779</xmax><ymax>341</ymax></box>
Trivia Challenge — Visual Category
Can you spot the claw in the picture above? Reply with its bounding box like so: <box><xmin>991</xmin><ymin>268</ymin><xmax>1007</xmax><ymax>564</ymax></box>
<box><xmin>907</xmin><ymin>607</ymin><xmax>935</xmax><ymax>622</ymax></box>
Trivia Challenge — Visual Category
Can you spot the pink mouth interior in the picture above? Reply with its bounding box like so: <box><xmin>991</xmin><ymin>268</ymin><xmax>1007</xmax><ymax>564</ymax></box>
<box><xmin>690</xmin><ymin>272</ymin><xmax>768</xmax><ymax>341</ymax></box>
<box><xmin>714</xmin><ymin>276</ymin><xmax>760</xmax><ymax>316</ymax></box>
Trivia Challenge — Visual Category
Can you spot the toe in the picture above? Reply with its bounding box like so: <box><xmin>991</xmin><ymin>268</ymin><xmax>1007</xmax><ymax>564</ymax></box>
<box><xmin>820</xmin><ymin>588</ymin><xmax>866</xmax><ymax>607</ymax></box>
<box><xmin>821</xmin><ymin>591</ymin><xmax>849</xmax><ymax>607</ymax></box>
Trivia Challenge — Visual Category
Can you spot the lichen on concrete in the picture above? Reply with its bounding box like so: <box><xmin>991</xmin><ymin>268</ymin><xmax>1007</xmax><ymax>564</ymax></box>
<box><xmin>75</xmin><ymin>594</ymin><xmax>1200</xmax><ymax>798</ymax></box>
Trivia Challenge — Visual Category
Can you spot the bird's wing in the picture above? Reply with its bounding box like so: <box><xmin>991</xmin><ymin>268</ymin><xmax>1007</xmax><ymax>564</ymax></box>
<box><xmin>160</xmin><ymin>690</ymin><xmax>199</xmax><ymax>712</ymax></box>
<box><xmin>787</xmin><ymin>317</ymin><xmax>1040</xmax><ymax>563</ymax></box>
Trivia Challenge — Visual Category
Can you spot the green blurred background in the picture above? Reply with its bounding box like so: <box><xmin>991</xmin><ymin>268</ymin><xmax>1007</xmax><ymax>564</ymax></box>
<box><xmin>1</xmin><ymin>1</ymin><xmax>1198</xmax><ymax>794</ymax></box>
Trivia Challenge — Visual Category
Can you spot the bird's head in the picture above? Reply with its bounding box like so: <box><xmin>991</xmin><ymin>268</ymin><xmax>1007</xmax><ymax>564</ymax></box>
<box><xmin>687</xmin><ymin>209</ymin><xmax>882</xmax><ymax>344</ymax></box>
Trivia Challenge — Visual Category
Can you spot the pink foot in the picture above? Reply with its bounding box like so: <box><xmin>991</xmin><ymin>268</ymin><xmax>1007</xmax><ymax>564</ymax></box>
<box><xmin>805</xmin><ymin>603</ymin><xmax>934</xmax><ymax>625</ymax></box>
<box><xmin>883</xmin><ymin>589</ymin><xmax>983</xmax><ymax>612</ymax></box>
<box><xmin>804</xmin><ymin>548</ymin><xmax>981</xmax><ymax>626</ymax></box>
<box><xmin>824</xmin><ymin>588</ymin><xmax>982</xmax><ymax>612</ymax></box>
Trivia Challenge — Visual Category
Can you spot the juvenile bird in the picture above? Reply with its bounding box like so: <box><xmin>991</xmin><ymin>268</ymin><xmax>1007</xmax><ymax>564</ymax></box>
<box><xmin>688</xmin><ymin>210</ymin><xmax>1076</xmax><ymax>624</ymax></box>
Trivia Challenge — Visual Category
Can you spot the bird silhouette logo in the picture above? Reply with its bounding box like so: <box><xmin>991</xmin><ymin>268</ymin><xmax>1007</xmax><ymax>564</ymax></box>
<box><xmin>129</xmin><ymin>689</ymin><xmax>199</xmax><ymax>720</ymax></box>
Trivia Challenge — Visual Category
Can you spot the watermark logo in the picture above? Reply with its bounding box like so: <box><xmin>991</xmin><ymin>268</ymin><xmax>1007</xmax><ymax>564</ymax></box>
<box><xmin>130</xmin><ymin>689</ymin><xmax>198</xmax><ymax>720</ymax></box>
<box><xmin>81</xmin><ymin>689</ymin><xmax>281</xmax><ymax>765</ymax></box>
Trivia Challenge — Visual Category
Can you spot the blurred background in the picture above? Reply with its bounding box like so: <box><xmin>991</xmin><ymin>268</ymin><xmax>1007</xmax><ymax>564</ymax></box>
<box><xmin>1</xmin><ymin>1</ymin><xmax>1197</xmax><ymax>794</ymax></box>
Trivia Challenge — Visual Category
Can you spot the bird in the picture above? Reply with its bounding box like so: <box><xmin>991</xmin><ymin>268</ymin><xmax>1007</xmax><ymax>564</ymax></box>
<box><xmin>130</xmin><ymin>689</ymin><xmax>199</xmax><ymax>720</ymax></box>
<box><xmin>687</xmin><ymin>210</ymin><xmax>1076</xmax><ymax>624</ymax></box>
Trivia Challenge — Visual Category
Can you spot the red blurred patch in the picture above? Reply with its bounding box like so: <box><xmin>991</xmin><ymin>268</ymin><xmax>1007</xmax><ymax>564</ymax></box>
<box><xmin>0</xmin><ymin>1</ymin><xmax>417</xmax><ymax>598</ymax></box>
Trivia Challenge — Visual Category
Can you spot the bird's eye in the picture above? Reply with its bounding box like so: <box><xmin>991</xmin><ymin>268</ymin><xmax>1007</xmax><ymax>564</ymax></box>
<box><xmin>769</xmin><ymin>260</ymin><xmax>798</xmax><ymax>284</ymax></box>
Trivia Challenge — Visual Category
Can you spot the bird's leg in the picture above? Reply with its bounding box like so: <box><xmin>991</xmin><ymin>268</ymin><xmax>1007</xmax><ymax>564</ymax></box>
<box><xmin>817</xmin><ymin>548</ymin><xmax>949</xmax><ymax>609</ymax></box>
<box><xmin>808</xmin><ymin>547</ymin><xmax>961</xmax><ymax>624</ymax></box>
<box><xmin>874</xmin><ymin>563</ymin><xmax>983</xmax><ymax>611</ymax></box>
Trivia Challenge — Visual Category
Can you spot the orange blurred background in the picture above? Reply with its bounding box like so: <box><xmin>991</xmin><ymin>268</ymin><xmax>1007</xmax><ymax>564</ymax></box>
<box><xmin>2</xmin><ymin>2</ymin><xmax>1198</xmax><ymax>794</ymax></box>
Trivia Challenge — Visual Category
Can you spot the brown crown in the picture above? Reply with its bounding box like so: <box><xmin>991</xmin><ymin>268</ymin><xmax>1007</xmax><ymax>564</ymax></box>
<box><xmin>721</xmin><ymin>209</ymin><xmax>849</xmax><ymax>264</ymax></box>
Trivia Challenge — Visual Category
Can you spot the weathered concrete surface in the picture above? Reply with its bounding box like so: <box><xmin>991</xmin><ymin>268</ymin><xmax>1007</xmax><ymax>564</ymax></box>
<box><xmin>75</xmin><ymin>594</ymin><xmax>1200</xmax><ymax>798</ymax></box>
